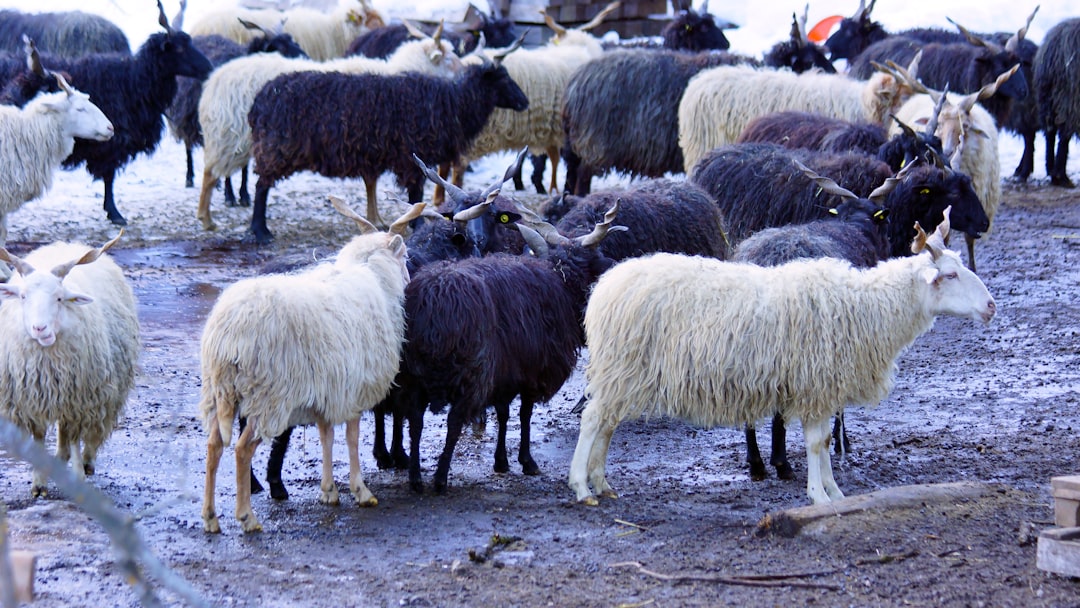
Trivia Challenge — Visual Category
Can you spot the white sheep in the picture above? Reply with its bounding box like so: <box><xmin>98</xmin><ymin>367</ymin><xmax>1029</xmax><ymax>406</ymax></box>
<box><xmin>199</xmin><ymin>199</ymin><xmax>423</xmax><ymax>534</ymax></box>
<box><xmin>448</xmin><ymin>2</ymin><xmax>621</xmax><ymax>198</ymax></box>
<box><xmin>0</xmin><ymin>73</ymin><xmax>113</xmax><ymax>277</ymax></box>
<box><xmin>187</xmin><ymin>0</ymin><xmax>384</xmax><ymax>61</ymax></box>
<box><xmin>677</xmin><ymin>64</ymin><xmax>913</xmax><ymax>174</ymax></box>
<box><xmin>0</xmin><ymin>233</ymin><xmax>139</xmax><ymax>497</ymax></box>
<box><xmin>196</xmin><ymin>28</ymin><xmax>462</xmax><ymax>230</ymax></box>
<box><xmin>568</xmin><ymin>211</ymin><xmax>996</xmax><ymax>506</ymax></box>
<box><xmin>887</xmin><ymin>64</ymin><xmax>1016</xmax><ymax>272</ymax></box>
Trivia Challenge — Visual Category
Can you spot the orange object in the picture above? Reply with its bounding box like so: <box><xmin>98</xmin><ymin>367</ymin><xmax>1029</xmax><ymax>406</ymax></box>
<box><xmin>808</xmin><ymin>15</ymin><xmax>843</xmax><ymax>43</ymax></box>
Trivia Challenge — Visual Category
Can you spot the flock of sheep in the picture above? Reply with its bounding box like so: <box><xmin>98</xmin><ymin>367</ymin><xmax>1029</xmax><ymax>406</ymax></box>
<box><xmin>0</xmin><ymin>0</ymin><xmax>1073</xmax><ymax>533</ymax></box>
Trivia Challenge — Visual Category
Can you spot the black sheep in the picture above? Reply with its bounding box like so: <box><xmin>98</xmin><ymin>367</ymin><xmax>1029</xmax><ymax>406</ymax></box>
<box><xmin>395</xmin><ymin>206</ymin><xmax>620</xmax><ymax>494</ymax></box>
<box><xmin>737</xmin><ymin>98</ymin><xmax>948</xmax><ymax>173</ymax></box>
<box><xmin>44</xmin><ymin>1</ymin><xmax>212</xmax><ymax>226</ymax></box>
<box><xmin>689</xmin><ymin>143</ymin><xmax>988</xmax><ymax>257</ymax></box>
<box><xmin>823</xmin><ymin>0</ymin><xmax>888</xmax><ymax>62</ymax></box>
<box><xmin>660</xmin><ymin>3</ymin><xmax>735</xmax><ymax>52</ymax></box>
<box><xmin>1035</xmin><ymin>17</ymin><xmax>1080</xmax><ymax>188</ymax></box>
<box><xmin>0</xmin><ymin>9</ymin><xmax>130</xmax><ymax>58</ymax></box>
<box><xmin>348</xmin><ymin>5</ymin><xmax>517</xmax><ymax>59</ymax></box>
<box><xmin>543</xmin><ymin>178</ymin><xmax>731</xmax><ymax>261</ymax></box>
<box><xmin>247</xmin><ymin>53</ymin><xmax>528</xmax><ymax>243</ymax></box>
<box><xmin>165</xmin><ymin>25</ymin><xmax>307</xmax><ymax>206</ymax></box>
<box><xmin>733</xmin><ymin>167</ymin><xmax>895</xmax><ymax>481</ymax></box>
<box><xmin>763</xmin><ymin>8</ymin><xmax>835</xmax><ymax>74</ymax></box>
<box><xmin>561</xmin><ymin>49</ymin><xmax>759</xmax><ymax>195</ymax></box>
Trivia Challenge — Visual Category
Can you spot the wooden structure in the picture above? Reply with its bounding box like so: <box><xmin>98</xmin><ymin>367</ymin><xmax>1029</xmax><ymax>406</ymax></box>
<box><xmin>497</xmin><ymin>0</ymin><xmax>673</xmax><ymax>40</ymax></box>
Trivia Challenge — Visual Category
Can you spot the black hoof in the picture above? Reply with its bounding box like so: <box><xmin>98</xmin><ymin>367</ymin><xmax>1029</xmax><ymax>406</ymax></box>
<box><xmin>107</xmin><ymin>213</ymin><xmax>128</xmax><ymax>226</ymax></box>
<box><xmin>775</xmin><ymin>463</ymin><xmax>795</xmax><ymax>481</ymax></box>
<box><xmin>250</xmin><ymin>472</ymin><xmax>264</xmax><ymax>495</ymax></box>
<box><xmin>749</xmin><ymin>463</ymin><xmax>767</xmax><ymax>482</ymax></box>
<box><xmin>521</xmin><ymin>460</ymin><xmax>540</xmax><ymax>476</ymax></box>
<box><xmin>1051</xmin><ymin>175</ymin><xmax>1076</xmax><ymax>188</ymax></box>
<box><xmin>374</xmin><ymin>451</ymin><xmax>396</xmax><ymax>470</ymax></box>
<box><xmin>185</xmin><ymin>178</ymin><xmax>195</xmax><ymax>188</ymax></box>
<box><xmin>269</xmin><ymin>480</ymin><xmax>289</xmax><ymax>501</ymax></box>
<box><xmin>243</xmin><ymin>231</ymin><xmax>274</xmax><ymax>245</ymax></box>
<box><xmin>494</xmin><ymin>460</ymin><xmax>510</xmax><ymax>474</ymax></box>
<box><xmin>409</xmin><ymin>480</ymin><xmax>425</xmax><ymax>494</ymax></box>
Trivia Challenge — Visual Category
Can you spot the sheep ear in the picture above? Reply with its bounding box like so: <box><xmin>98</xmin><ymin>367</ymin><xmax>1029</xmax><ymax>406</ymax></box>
<box><xmin>919</xmin><ymin>266</ymin><xmax>940</xmax><ymax>285</ymax></box>
<box><xmin>0</xmin><ymin>283</ymin><xmax>20</xmax><ymax>300</ymax></box>
<box><xmin>63</xmin><ymin>290</ymin><xmax>94</xmax><ymax>306</ymax></box>
<box><xmin>388</xmin><ymin>234</ymin><xmax>406</xmax><ymax>258</ymax></box>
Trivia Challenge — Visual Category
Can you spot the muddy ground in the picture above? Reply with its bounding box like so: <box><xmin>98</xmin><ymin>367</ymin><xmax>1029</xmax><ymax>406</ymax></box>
<box><xmin>1</xmin><ymin>138</ymin><xmax>1080</xmax><ymax>607</ymax></box>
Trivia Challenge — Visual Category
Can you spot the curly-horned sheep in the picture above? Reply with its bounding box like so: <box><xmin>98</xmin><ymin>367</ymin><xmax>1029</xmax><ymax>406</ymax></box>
<box><xmin>195</xmin><ymin>32</ymin><xmax>463</xmax><ymax>232</ymax></box>
<box><xmin>0</xmin><ymin>37</ymin><xmax>67</xmax><ymax>107</ymax></box>
<box><xmin>199</xmin><ymin>200</ymin><xmax>423</xmax><ymax>534</ymax></box>
<box><xmin>677</xmin><ymin>64</ymin><xmax>915</xmax><ymax>174</ymax></box>
<box><xmin>246</xmin><ymin>55</ymin><xmax>528</xmax><ymax>243</ymax></box>
<box><xmin>569</xmin><ymin>216</ymin><xmax>996</xmax><ymax>505</ymax></box>
<box><xmin>349</xmin><ymin>4</ymin><xmax>518</xmax><ymax>59</ymax></box>
<box><xmin>188</xmin><ymin>0</ymin><xmax>384</xmax><ymax>61</ymax></box>
<box><xmin>394</xmin><ymin>206</ymin><xmax>621</xmax><ymax>494</ymax></box>
<box><xmin>44</xmin><ymin>1</ymin><xmax>212</xmax><ymax>227</ymax></box>
<box><xmin>0</xmin><ymin>9</ymin><xmax>129</xmax><ymax>58</ymax></box>
<box><xmin>0</xmin><ymin>74</ymin><xmax>113</xmax><ymax>277</ymax></box>
<box><xmin>822</xmin><ymin>0</ymin><xmax>886</xmax><ymax>62</ymax></box>
<box><xmin>660</xmin><ymin>4</ymin><xmax>735</xmax><ymax>52</ymax></box>
<box><xmin>1035</xmin><ymin>17</ymin><xmax>1080</xmax><ymax>188</ymax></box>
<box><xmin>763</xmin><ymin>7</ymin><xmax>835</xmax><ymax>74</ymax></box>
<box><xmin>165</xmin><ymin>27</ymin><xmax>307</xmax><ymax>207</ymax></box>
<box><xmin>690</xmin><ymin>143</ymin><xmax>988</xmax><ymax>258</ymax></box>
<box><xmin>561</xmin><ymin>49</ymin><xmax>759</xmax><ymax>196</ymax></box>
<box><xmin>0</xmin><ymin>234</ymin><xmax>139</xmax><ymax>497</ymax></box>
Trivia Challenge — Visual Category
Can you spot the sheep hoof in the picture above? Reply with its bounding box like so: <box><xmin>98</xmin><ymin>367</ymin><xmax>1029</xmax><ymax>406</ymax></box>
<box><xmin>107</xmin><ymin>212</ymin><xmax>128</xmax><ymax>227</ymax></box>
<box><xmin>599</xmin><ymin>489</ymin><xmax>618</xmax><ymax>500</ymax></box>
<box><xmin>83</xmin><ymin>462</ymin><xmax>95</xmax><ymax>476</ymax></box>
<box><xmin>493</xmin><ymin>461</ymin><xmax>510</xmax><ymax>474</ymax></box>
<box><xmin>239</xmin><ymin>515</ymin><xmax>263</xmax><ymax>534</ymax></box>
<box><xmin>185</xmin><ymin>178</ymin><xmax>195</xmax><ymax>188</ymax></box>
<box><xmin>319</xmin><ymin>487</ymin><xmax>340</xmax><ymax>505</ymax></box>
<box><xmin>521</xmin><ymin>461</ymin><xmax>540</xmax><ymax>476</ymax></box>
<box><xmin>775</xmin><ymin>463</ymin><xmax>795</xmax><ymax>481</ymax></box>
<box><xmin>203</xmin><ymin>516</ymin><xmax>222</xmax><ymax>534</ymax></box>
<box><xmin>579</xmin><ymin>495</ymin><xmax>599</xmax><ymax>507</ymax></box>
<box><xmin>30</xmin><ymin>485</ymin><xmax>47</xmax><ymax>499</ymax></box>
<box><xmin>356</xmin><ymin>495</ymin><xmax>378</xmax><ymax>508</ymax></box>
<box><xmin>200</xmin><ymin>219</ymin><xmax>217</xmax><ymax>231</ymax></box>
<box><xmin>409</xmin><ymin>480</ymin><xmax>425</xmax><ymax>494</ymax></box>
<box><xmin>269</xmin><ymin>481</ymin><xmax>289</xmax><ymax>501</ymax></box>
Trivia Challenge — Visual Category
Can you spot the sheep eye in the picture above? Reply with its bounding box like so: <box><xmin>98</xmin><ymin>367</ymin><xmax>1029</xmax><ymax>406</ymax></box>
<box><xmin>943</xmin><ymin>272</ymin><xmax>958</xmax><ymax>280</ymax></box>
<box><xmin>499</xmin><ymin>213</ymin><xmax>510</xmax><ymax>223</ymax></box>
<box><xmin>685</xmin><ymin>25</ymin><xmax>692</xmax><ymax>32</ymax></box>
<box><xmin>919</xmin><ymin>188</ymin><xmax>930</xmax><ymax>195</ymax></box>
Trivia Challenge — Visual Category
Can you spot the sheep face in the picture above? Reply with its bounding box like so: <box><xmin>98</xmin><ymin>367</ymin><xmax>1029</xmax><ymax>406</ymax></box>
<box><xmin>661</xmin><ymin>9</ymin><xmax>732</xmax><ymax>52</ymax></box>
<box><xmin>479</xmin><ymin>62</ymin><xmax>529</xmax><ymax>111</ymax></box>
<box><xmin>247</xmin><ymin>33</ymin><xmax>307</xmax><ymax>59</ymax></box>
<box><xmin>920</xmin><ymin>247</ymin><xmax>995</xmax><ymax>325</ymax></box>
<box><xmin>149</xmin><ymin>30</ymin><xmax>213</xmax><ymax>81</ymax></box>
<box><xmin>44</xmin><ymin>88</ymin><xmax>114</xmax><ymax>142</ymax></box>
<box><xmin>0</xmin><ymin>270</ymin><xmax>92</xmax><ymax>347</ymax></box>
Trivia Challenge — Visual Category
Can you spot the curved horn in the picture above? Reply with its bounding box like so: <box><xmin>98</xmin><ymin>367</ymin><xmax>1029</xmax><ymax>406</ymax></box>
<box><xmin>329</xmin><ymin>195</ymin><xmax>378</xmax><ymax>234</ymax></box>
<box><xmin>0</xmin><ymin>247</ymin><xmax>35</xmax><ymax>277</ymax></box>
<box><xmin>890</xmin><ymin>113</ymin><xmax>918</xmax><ymax>140</ymax></box>
<box><xmin>852</xmin><ymin>0</ymin><xmax>867</xmax><ymax>20</ymax></box>
<box><xmin>1006</xmin><ymin>5</ymin><xmax>1039</xmax><ymax>52</ymax></box>
<box><xmin>925</xmin><ymin>82</ymin><xmax>949</xmax><ymax>137</ymax></box>
<box><xmin>577</xmin><ymin>199</ymin><xmax>624</xmax><ymax>248</ymax></box>
<box><xmin>51</xmin><ymin>231</ymin><xmax>123</xmax><ymax>279</ymax></box>
<box><xmin>517</xmin><ymin>223</ymin><xmax>550</xmax><ymax>258</ymax></box>
<box><xmin>492</xmin><ymin>30</ymin><xmax>526</xmax><ymax>63</ymax></box>
<box><xmin>411</xmin><ymin>153</ymin><xmax>470</xmax><ymax>206</ymax></box>
<box><xmin>237</xmin><ymin>18</ymin><xmax>275</xmax><ymax>38</ymax></box>
<box><xmin>53</xmin><ymin>72</ymin><xmax>75</xmax><ymax>96</ymax></box>
<box><xmin>452</xmin><ymin>191</ymin><xmax>499</xmax><ymax>222</ymax></box>
<box><xmin>792</xmin><ymin>159</ymin><xmax>859</xmax><ymax>201</ymax></box>
<box><xmin>480</xmin><ymin>148</ymin><xmax>528</xmax><ymax>200</ymax></box>
<box><xmin>403</xmin><ymin>20</ymin><xmax>428</xmax><ymax>40</ymax></box>
<box><xmin>540</xmin><ymin>10</ymin><xmax>567</xmax><ymax>37</ymax></box>
<box><xmin>157</xmin><ymin>0</ymin><xmax>173</xmax><ymax>34</ymax></box>
<box><xmin>578</xmin><ymin>1</ymin><xmax>621</xmax><ymax>32</ymax></box>
<box><xmin>172</xmin><ymin>0</ymin><xmax>187</xmax><ymax>32</ymax></box>
<box><xmin>22</xmin><ymin>35</ymin><xmax>45</xmax><ymax>77</ymax></box>
<box><xmin>959</xmin><ymin>64</ymin><xmax>1019</xmax><ymax>112</ymax></box>
<box><xmin>797</xmin><ymin>4</ymin><xmax>810</xmax><ymax>47</ymax></box>
<box><xmin>868</xmin><ymin>158</ymin><xmax>917</xmax><ymax>204</ymax></box>
<box><xmin>514</xmin><ymin>201</ymin><xmax>569</xmax><ymax>245</ymax></box>
<box><xmin>946</xmin><ymin>17</ymin><xmax>997</xmax><ymax>51</ymax></box>
<box><xmin>388</xmin><ymin>202</ymin><xmax>427</xmax><ymax>236</ymax></box>
<box><xmin>433</xmin><ymin>19</ymin><xmax>445</xmax><ymax>47</ymax></box>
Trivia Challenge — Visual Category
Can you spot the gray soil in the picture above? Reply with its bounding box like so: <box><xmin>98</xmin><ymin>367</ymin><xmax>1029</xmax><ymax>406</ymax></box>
<box><xmin>2</xmin><ymin>139</ymin><xmax>1080</xmax><ymax>607</ymax></box>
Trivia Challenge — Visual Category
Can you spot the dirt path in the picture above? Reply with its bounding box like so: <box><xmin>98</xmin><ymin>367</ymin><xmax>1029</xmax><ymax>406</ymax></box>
<box><xmin>2</xmin><ymin>139</ymin><xmax>1080</xmax><ymax>606</ymax></box>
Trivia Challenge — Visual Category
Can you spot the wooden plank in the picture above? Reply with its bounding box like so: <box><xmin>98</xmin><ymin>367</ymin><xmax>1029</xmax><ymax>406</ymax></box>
<box><xmin>0</xmin><ymin>550</ymin><xmax>36</xmax><ymax>603</ymax></box>
<box><xmin>756</xmin><ymin>482</ymin><xmax>1000</xmax><ymax>538</ymax></box>
<box><xmin>1037</xmin><ymin>527</ymin><xmax>1080</xmax><ymax>578</ymax></box>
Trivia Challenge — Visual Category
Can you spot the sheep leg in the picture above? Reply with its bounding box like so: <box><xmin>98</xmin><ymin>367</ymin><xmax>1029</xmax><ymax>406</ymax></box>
<box><xmin>266</xmin><ymin>426</ymin><xmax>292</xmax><ymax>500</ymax></box>
<box><xmin>406</xmin><ymin>400</ymin><xmax>427</xmax><ymax>494</ymax></box>
<box><xmin>102</xmin><ymin>171</ymin><xmax>127</xmax><ymax>226</ymax></box>
<box><xmin>202</xmin><ymin>423</ymin><xmax>224</xmax><ymax>533</ymax></box>
<box><xmin>390</xmin><ymin>409</ymin><xmax>409</xmax><ymax>470</ymax></box>
<box><xmin>802</xmin><ymin>416</ymin><xmax>843</xmax><ymax>504</ymax></box>
<box><xmin>235</xmin><ymin>422</ymin><xmax>263</xmax><ymax>533</ymax></box>
<box><xmin>372</xmin><ymin>400</ymin><xmax>394</xmax><ymax>469</ymax></box>
<box><xmin>518</xmin><ymin>397</ymin><xmax>539</xmax><ymax>475</ymax></box>
<box><xmin>433</xmin><ymin>407</ymin><xmax>468</xmax><ymax>495</ymax></box>
<box><xmin>432</xmin><ymin>162</ymin><xmax>455</xmax><ymax>206</ymax></box>
<box><xmin>185</xmin><ymin>144</ymin><xmax>195</xmax><ymax>188</ymax></box>
<box><xmin>1052</xmin><ymin>127</ymin><xmax>1075</xmax><ymax>188</ymax></box>
<box><xmin>568</xmin><ymin>403</ymin><xmax>604</xmax><ymax>504</ymax></box>
<box><xmin>316</xmin><ymin>420</ymin><xmax>340</xmax><ymax>505</ymax></box>
<box><xmin>526</xmin><ymin>154</ymin><xmax>544</xmax><ymax>193</ymax></box>
<box><xmin>544</xmin><ymin>146</ymin><xmax>559</xmax><ymax>195</ymax></box>
<box><xmin>745</xmin><ymin>422</ymin><xmax>767</xmax><ymax>481</ymax></box>
<box><xmin>249</xmin><ymin>179</ymin><xmax>274</xmax><ymax>244</ymax></box>
<box><xmin>965</xmin><ymin>234</ymin><xmax>978</xmax><ymax>274</ymax></box>
<box><xmin>236</xmin><ymin>416</ymin><xmax>265</xmax><ymax>495</ymax></box>
<box><xmin>223</xmin><ymin>175</ymin><xmax>238</xmax><ymax>206</ymax></box>
<box><xmin>346</xmin><ymin>418</ymin><xmax>377</xmax><ymax>507</ymax></box>
<box><xmin>55</xmin><ymin>423</ymin><xmax>74</xmax><ymax>475</ymax></box>
<box><xmin>197</xmin><ymin>169</ymin><xmax>219</xmax><ymax>231</ymax></box>
<box><xmin>1013</xmin><ymin>129</ymin><xmax>1036</xmax><ymax>181</ymax></box>
<box><xmin>771</xmin><ymin>413</ymin><xmax>793</xmax><ymax>480</ymax></box>
<box><xmin>1044</xmin><ymin>127</ymin><xmax>1057</xmax><ymax>179</ymax></box>
<box><xmin>493</xmin><ymin>400</ymin><xmax>511</xmax><ymax>474</ymax></box>
<box><xmin>238</xmin><ymin>166</ymin><xmax>251</xmax><ymax>206</ymax></box>
<box><xmin>28</xmin><ymin>426</ymin><xmax>48</xmax><ymax>498</ymax></box>
<box><xmin>832</xmin><ymin>411</ymin><xmax>851</xmax><ymax>457</ymax></box>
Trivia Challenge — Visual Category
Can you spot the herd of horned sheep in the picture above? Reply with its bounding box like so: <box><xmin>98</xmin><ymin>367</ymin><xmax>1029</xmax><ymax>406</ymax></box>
<box><xmin>4</xmin><ymin>0</ymin><xmax>1079</xmax><ymax>533</ymax></box>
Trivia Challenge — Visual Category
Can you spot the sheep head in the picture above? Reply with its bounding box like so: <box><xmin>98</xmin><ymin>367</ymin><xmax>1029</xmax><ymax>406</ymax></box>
<box><xmin>540</xmin><ymin>1</ymin><xmax>620</xmax><ymax>44</ymax></box>
<box><xmin>910</xmin><ymin>205</ymin><xmax>996</xmax><ymax>326</ymax></box>
<box><xmin>0</xmin><ymin>233</ymin><xmax>122</xmax><ymax>347</ymax></box>
<box><xmin>48</xmin><ymin>73</ymin><xmax>114</xmax><ymax>142</ymax></box>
